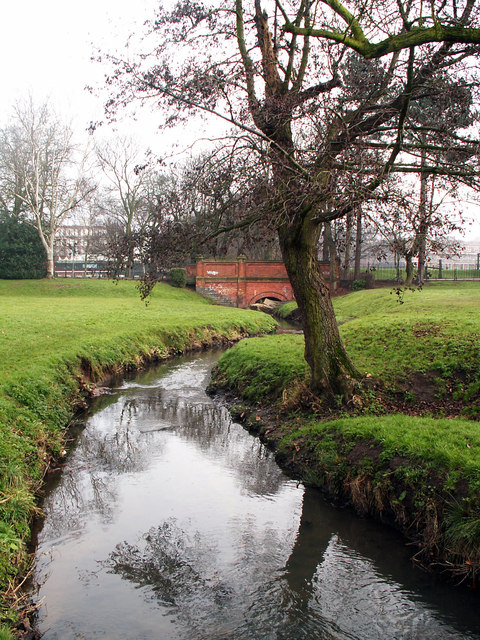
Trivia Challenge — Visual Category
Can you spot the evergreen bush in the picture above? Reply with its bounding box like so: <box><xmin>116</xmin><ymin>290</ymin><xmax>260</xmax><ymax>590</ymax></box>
<box><xmin>168</xmin><ymin>267</ymin><xmax>187</xmax><ymax>288</ymax></box>
<box><xmin>351</xmin><ymin>279</ymin><xmax>366</xmax><ymax>291</ymax></box>
<box><xmin>0</xmin><ymin>214</ymin><xmax>46</xmax><ymax>279</ymax></box>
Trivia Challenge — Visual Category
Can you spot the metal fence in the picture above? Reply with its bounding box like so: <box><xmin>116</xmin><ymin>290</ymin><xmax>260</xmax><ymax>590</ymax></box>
<box><xmin>54</xmin><ymin>261</ymin><xmax>145</xmax><ymax>279</ymax></box>
<box><xmin>345</xmin><ymin>260</ymin><xmax>480</xmax><ymax>283</ymax></box>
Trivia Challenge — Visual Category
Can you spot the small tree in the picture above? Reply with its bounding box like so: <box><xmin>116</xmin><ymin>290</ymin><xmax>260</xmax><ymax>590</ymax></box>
<box><xmin>368</xmin><ymin>180</ymin><xmax>464</xmax><ymax>285</ymax></box>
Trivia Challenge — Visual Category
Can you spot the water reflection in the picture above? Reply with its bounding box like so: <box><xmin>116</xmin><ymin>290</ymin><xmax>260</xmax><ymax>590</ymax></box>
<box><xmin>103</xmin><ymin>503</ymin><xmax>480</xmax><ymax>640</ymax></box>
<box><xmin>32</xmin><ymin>352</ymin><xmax>480</xmax><ymax>640</ymax></box>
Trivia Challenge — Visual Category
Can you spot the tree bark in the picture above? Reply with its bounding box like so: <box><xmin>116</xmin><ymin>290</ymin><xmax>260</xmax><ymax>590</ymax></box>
<box><xmin>416</xmin><ymin>147</ymin><xmax>428</xmax><ymax>286</ymax></box>
<box><xmin>45</xmin><ymin>248</ymin><xmax>54</xmax><ymax>278</ymax></box>
<box><xmin>323</xmin><ymin>221</ymin><xmax>339</xmax><ymax>291</ymax></box>
<box><xmin>353</xmin><ymin>208</ymin><xmax>362</xmax><ymax>281</ymax></box>
<box><xmin>278</xmin><ymin>214</ymin><xmax>360</xmax><ymax>398</ymax></box>
<box><xmin>416</xmin><ymin>228</ymin><xmax>427</xmax><ymax>285</ymax></box>
<box><xmin>404</xmin><ymin>253</ymin><xmax>415</xmax><ymax>286</ymax></box>
<box><xmin>342</xmin><ymin>211</ymin><xmax>353</xmax><ymax>280</ymax></box>
<box><xmin>321</xmin><ymin>224</ymin><xmax>330</xmax><ymax>262</ymax></box>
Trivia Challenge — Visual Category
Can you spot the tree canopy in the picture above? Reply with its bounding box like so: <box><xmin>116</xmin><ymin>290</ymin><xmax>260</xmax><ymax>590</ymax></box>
<box><xmin>100</xmin><ymin>0</ymin><xmax>480</xmax><ymax>399</ymax></box>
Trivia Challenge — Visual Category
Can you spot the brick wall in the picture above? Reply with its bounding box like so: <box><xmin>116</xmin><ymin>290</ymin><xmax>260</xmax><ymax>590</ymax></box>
<box><xmin>194</xmin><ymin>258</ymin><xmax>334</xmax><ymax>308</ymax></box>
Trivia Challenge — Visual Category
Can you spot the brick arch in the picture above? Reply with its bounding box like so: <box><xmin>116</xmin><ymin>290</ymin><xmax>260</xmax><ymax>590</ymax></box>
<box><xmin>248</xmin><ymin>291</ymin><xmax>290</xmax><ymax>306</ymax></box>
<box><xmin>195</xmin><ymin>259</ymin><xmax>335</xmax><ymax>308</ymax></box>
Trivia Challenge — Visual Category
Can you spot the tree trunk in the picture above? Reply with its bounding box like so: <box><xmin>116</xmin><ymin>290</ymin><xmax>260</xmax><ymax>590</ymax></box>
<box><xmin>353</xmin><ymin>208</ymin><xmax>362</xmax><ymax>281</ymax></box>
<box><xmin>416</xmin><ymin>146</ymin><xmax>428</xmax><ymax>286</ymax></box>
<box><xmin>321</xmin><ymin>224</ymin><xmax>330</xmax><ymax>261</ymax></box>
<box><xmin>404</xmin><ymin>253</ymin><xmax>415</xmax><ymax>286</ymax></box>
<box><xmin>278</xmin><ymin>215</ymin><xmax>360</xmax><ymax>399</ymax></box>
<box><xmin>342</xmin><ymin>211</ymin><xmax>353</xmax><ymax>280</ymax></box>
<box><xmin>45</xmin><ymin>247</ymin><xmax>54</xmax><ymax>278</ymax></box>
<box><xmin>323</xmin><ymin>221</ymin><xmax>339</xmax><ymax>291</ymax></box>
<box><xmin>417</xmin><ymin>236</ymin><xmax>427</xmax><ymax>285</ymax></box>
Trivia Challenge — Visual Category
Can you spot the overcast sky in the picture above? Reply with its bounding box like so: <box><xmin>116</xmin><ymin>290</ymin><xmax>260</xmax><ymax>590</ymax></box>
<box><xmin>1</xmin><ymin>0</ymin><xmax>163</xmax><ymax>141</ymax></box>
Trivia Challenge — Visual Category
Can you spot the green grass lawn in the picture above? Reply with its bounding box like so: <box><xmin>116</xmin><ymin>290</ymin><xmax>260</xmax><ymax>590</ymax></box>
<box><xmin>221</xmin><ymin>282</ymin><xmax>480</xmax><ymax>400</ymax></box>
<box><xmin>337</xmin><ymin>282</ymin><xmax>480</xmax><ymax>386</ymax></box>
<box><xmin>215</xmin><ymin>281</ymin><xmax>480</xmax><ymax>479</ymax></box>
<box><xmin>0</xmin><ymin>278</ymin><xmax>276</xmax><ymax>625</ymax></box>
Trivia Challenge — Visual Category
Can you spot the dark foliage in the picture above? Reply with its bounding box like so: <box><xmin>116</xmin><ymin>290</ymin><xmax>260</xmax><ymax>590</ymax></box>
<box><xmin>168</xmin><ymin>267</ymin><xmax>187</xmax><ymax>287</ymax></box>
<box><xmin>0</xmin><ymin>213</ymin><xmax>47</xmax><ymax>279</ymax></box>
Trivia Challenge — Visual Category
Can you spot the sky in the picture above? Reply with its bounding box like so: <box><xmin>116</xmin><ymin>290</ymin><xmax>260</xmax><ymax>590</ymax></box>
<box><xmin>1</xmin><ymin>0</ymin><xmax>480</xmax><ymax>241</ymax></box>
<box><xmin>1</xmin><ymin>0</ymin><xmax>165</xmax><ymax>145</ymax></box>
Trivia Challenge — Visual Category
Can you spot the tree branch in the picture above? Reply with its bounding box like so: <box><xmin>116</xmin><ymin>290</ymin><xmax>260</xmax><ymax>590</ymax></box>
<box><xmin>283</xmin><ymin>0</ymin><xmax>480</xmax><ymax>60</ymax></box>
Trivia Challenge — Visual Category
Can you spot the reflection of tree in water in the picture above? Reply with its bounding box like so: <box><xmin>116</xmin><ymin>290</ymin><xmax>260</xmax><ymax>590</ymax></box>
<box><xmin>39</xmin><ymin>421</ymin><xmax>165</xmax><ymax>541</ymax></box>
<box><xmin>104</xmin><ymin>516</ymin><xmax>341</xmax><ymax>640</ymax></box>
<box><xmin>104</xmin><ymin>506</ymin><xmax>477</xmax><ymax>640</ymax></box>
<box><xmin>172</xmin><ymin>402</ymin><xmax>285</xmax><ymax>498</ymax></box>
<box><xmin>106</xmin><ymin>519</ymin><xmax>237</xmax><ymax>639</ymax></box>
<box><xmin>83</xmin><ymin>423</ymin><xmax>159</xmax><ymax>474</ymax></box>
<box><xmin>282</xmin><ymin>490</ymin><xmax>477</xmax><ymax>640</ymax></box>
<box><xmin>40</xmin><ymin>468</ymin><xmax>118</xmax><ymax>541</ymax></box>
<box><xmin>105</xmin><ymin>390</ymin><xmax>287</xmax><ymax>498</ymax></box>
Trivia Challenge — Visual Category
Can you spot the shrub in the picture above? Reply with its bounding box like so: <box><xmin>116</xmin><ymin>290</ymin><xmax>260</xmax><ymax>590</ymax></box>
<box><xmin>0</xmin><ymin>213</ymin><xmax>46</xmax><ymax>279</ymax></box>
<box><xmin>168</xmin><ymin>268</ymin><xmax>187</xmax><ymax>288</ymax></box>
<box><xmin>351</xmin><ymin>279</ymin><xmax>366</xmax><ymax>291</ymax></box>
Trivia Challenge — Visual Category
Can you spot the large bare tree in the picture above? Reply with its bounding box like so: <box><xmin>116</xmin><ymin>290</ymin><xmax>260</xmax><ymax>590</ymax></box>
<box><xmin>100</xmin><ymin>0</ymin><xmax>480</xmax><ymax>399</ymax></box>
<box><xmin>0</xmin><ymin>99</ymin><xmax>93</xmax><ymax>278</ymax></box>
<box><xmin>95</xmin><ymin>136</ymin><xmax>158</xmax><ymax>277</ymax></box>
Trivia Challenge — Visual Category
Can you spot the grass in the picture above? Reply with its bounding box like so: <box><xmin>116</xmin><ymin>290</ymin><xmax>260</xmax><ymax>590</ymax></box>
<box><xmin>216</xmin><ymin>282</ymin><xmax>480</xmax><ymax>573</ymax></box>
<box><xmin>274</xmin><ymin>282</ymin><xmax>480</xmax><ymax>385</ymax></box>
<box><xmin>222</xmin><ymin>281</ymin><xmax>480</xmax><ymax>403</ymax></box>
<box><xmin>283</xmin><ymin>413</ymin><xmax>480</xmax><ymax>480</ymax></box>
<box><xmin>214</xmin><ymin>334</ymin><xmax>308</xmax><ymax>401</ymax></box>
<box><xmin>0</xmin><ymin>278</ymin><xmax>276</xmax><ymax>625</ymax></box>
<box><xmin>274</xmin><ymin>301</ymin><xmax>297</xmax><ymax>319</ymax></box>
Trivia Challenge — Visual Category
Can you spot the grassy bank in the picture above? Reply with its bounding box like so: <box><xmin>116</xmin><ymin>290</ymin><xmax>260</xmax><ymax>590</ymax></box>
<box><xmin>213</xmin><ymin>282</ymin><xmax>480</xmax><ymax>582</ymax></box>
<box><xmin>0</xmin><ymin>279</ymin><xmax>276</xmax><ymax>628</ymax></box>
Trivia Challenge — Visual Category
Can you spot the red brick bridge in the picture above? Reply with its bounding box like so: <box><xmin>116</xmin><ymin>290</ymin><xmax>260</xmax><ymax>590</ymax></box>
<box><xmin>187</xmin><ymin>257</ymin><xmax>334</xmax><ymax>308</ymax></box>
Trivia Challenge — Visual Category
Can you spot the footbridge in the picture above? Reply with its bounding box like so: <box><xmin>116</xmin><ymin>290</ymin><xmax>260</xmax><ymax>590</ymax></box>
<box><xmin>188</xmin><ymin>257</ymin><xmax>334</xmax><ymax>308</ymax></box>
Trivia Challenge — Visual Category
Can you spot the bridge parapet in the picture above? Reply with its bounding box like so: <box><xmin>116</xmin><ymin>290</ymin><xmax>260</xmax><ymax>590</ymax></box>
<box><xmin>195</xmin><ymin>258</ymin><xmax>286</xmax><ymax>308</ymax></box>
<box><xmin>193</xmin><ymin>258</ymin><xmax>335</xmax><ymax>307</ymax></box>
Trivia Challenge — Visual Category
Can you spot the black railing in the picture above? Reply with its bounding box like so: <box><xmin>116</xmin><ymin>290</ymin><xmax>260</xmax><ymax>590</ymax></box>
<box><xmin>342</xmin><ymin>261</ymin><xmax>480</xmax><ymax>283</ymax></box>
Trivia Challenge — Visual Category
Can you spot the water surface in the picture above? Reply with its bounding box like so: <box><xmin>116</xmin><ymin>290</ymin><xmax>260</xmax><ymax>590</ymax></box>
<box><xmin>32</xmin><ymin>351</ymin><xmax>480</xmax><ymax>639</ymax></box>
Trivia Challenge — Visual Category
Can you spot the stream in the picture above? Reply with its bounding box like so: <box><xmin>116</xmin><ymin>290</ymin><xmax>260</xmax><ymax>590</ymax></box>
<box><xmin>31</xmin><ymin>350</ymin><xmax>480</xmax><ymax>639</ymax></box>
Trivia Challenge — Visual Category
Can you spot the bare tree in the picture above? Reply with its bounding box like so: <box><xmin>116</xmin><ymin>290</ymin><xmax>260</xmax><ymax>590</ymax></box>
<box><xmin>0</xmin><ymin>124</ymin><xmax>29</xmax><ymax>218</ymax></box>
<box><xmin>161</xmin><ymin>147</ymin><xmax>280</xmax><ymax>259</ymax></box>
<box><xmin>0</xmin><ymin>99</ymin><xmax>93</xmax><ymax>277</ymax></box>
<box><xmin>95</xmin><ymin>136</ymin><xmax>157</xmax><ymax>277</ymax></box>
<box><xmin>99</xmin><ymin>0</ymin><xmax>480</xmax><ymax>399</ymax></box>
<box><xmin>368</xmin><ymin>180</ymin><xmax>464</xmax><ymax>285</ymax></box>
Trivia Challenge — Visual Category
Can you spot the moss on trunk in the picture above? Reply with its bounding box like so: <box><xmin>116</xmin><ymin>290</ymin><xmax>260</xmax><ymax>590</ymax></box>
<box><xmin>278</xmin><ymin>213</ymin><xmax>360</xmax><ymax>399</ymax></box>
